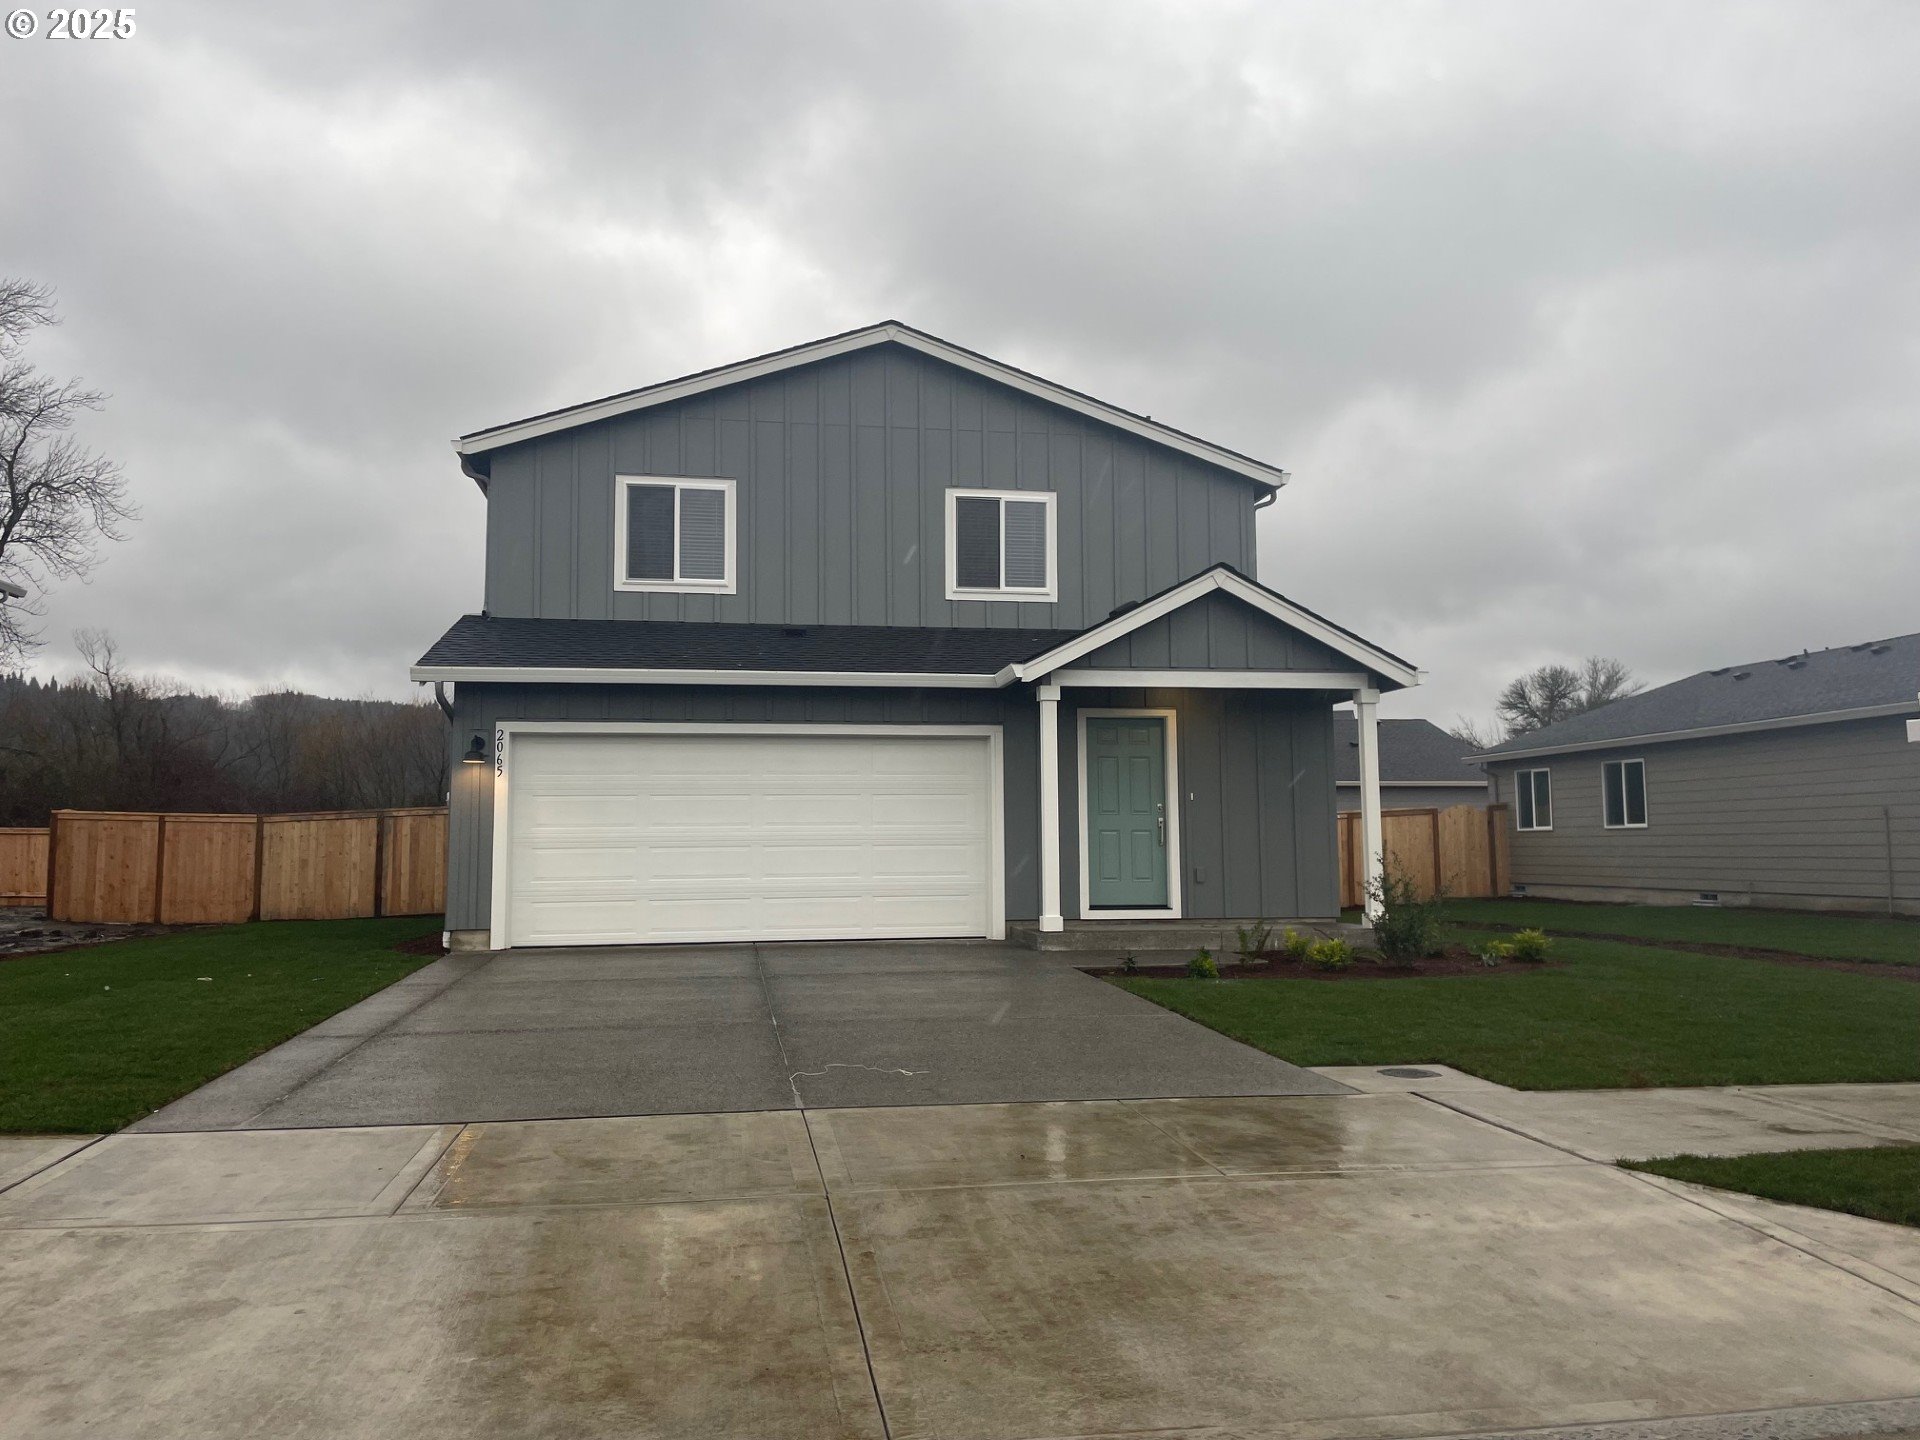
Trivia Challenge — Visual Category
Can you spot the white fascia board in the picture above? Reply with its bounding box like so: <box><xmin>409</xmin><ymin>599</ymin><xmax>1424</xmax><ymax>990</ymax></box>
<box><xmin>1012</xmin><ymin>569</ymin><xmax>1421</xmax><ymax>689</ymax></box>
<box><xmin>408</xmin><ymin>665</ymin><xmax>1001</xmax><ymax>688</ymax></box>
<box><xmin>1476</xmin><ymin>700</ymin><xmax>1920</xmax><ymax>762</ymax></box>
<box><xmin>1054</xmin><ymin>668</ymin><xmax>1369</xmax><ymax>690</ymax></box>
<box><xmin>451</xmin><ymin>324</ymin><xmax>1288</xmax><ymax>492</ymax></box>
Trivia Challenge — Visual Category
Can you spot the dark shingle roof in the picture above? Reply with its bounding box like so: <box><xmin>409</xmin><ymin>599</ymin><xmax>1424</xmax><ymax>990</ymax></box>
<box><xmin>415</xmin><ymin>614</ymin><xmax>1082</xmax><ymax>676</ymax></box>
<box><xmin>1477</xmin><ymin>631</ymin><xmax>1920</xmax><ymax>760</ymax></box>
<box><xmin>1334</xmin><ymin>716</ymin><xmax>1484</xmax><ymax>784</ymax></box>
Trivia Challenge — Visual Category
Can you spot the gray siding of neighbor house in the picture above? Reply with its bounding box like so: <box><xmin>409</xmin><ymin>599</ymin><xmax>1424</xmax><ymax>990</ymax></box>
<box><xmin>445</xmin><ymin>681</ymin><xmax>1340</xmax><ymax>935</ymax></box>
<box><xmin>1337</xmin><ymin>783</ymin><xmax>1491</xmax><ymax>813</ymax></box>
<box><xmin>481</xmin><ymin>343</ymin><xmax>1260</xmax><ymax>633</ymax></box>
<box><xmin>1488</xmin><ymin>715</ymin><xmax>1920</xmax><ymax>913</ymax></box>
<box><xmin>1068</xmin><ymin>589</ymin><xmax>1352</xmax><ymax>671</ymax></box>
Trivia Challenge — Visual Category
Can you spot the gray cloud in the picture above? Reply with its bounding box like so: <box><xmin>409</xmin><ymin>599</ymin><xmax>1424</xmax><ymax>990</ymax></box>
<box><xmin>1</xmin><ymin>0</ymin><xmax>1915</xmax><ymax>721</ymax></box>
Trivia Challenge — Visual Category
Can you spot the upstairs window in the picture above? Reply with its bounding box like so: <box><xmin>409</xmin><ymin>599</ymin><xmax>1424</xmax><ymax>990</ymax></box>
<box><xmin>1515</xmin><ymin>768</ymin><xmax>1553</xmax><ymax>831</ymax></box>
<box><xmin>1602</xmin><ymin>758</ymin><xmax>1648</xmax><ymax>828</ymax></box>
<box><xmin>946</xmin><ymin>489</ymin><xmax>1057</xmax><ymax>602</ymax></box>
<box><xmin>615</xmin><ymin>477</ymin><xmax>735</xmax><ymax>593</ymax></box>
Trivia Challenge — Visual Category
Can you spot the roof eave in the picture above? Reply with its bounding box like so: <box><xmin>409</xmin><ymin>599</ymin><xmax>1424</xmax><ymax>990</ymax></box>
<box><xmin>449</xmin><ymin>321</ymin><xmax>1289</xmax><ymax>493</ymax></box>
<box><xmin>1473</xmin><ymin>699</ymin><xmax>1920</xmax><ymax>762</ymax></box>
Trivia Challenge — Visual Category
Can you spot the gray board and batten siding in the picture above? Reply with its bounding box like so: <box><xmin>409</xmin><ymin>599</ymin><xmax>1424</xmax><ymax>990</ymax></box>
<box><xmin>1487</xmin><ymin>715</ymin><xmax>1920</xmax><ymax>913</ymax></box>
<box><xmin>444</xmin><ymin>681</ymin><xmax>1342</xmax><ymax>935</ymax></box>
<box><xmin>480</xmin><ymin>342</ymin><xmax>1262</xmax><ymax>633</ymax></box>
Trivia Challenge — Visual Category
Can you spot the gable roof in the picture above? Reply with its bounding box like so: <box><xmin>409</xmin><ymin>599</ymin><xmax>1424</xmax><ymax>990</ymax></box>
<box><xmin>1333</xmin><ymin>716</ymin><xmax>1485</xmax><ymax>785</ymax></box>
<box><xmin>1475</xmin><ymin>630</ymin><xmax>1920</xmax><ymax>761</ymax></box>
<box><xmin>412</xmin><ymin>614</ymin><xmax>1078</xmax><ymax>688</ymax></box>
<box><xmin>453</xmin><ymin>321</ymin><xmax>1289</xmax><ymax>494</ymax></box>
<box><xmin>1005</xmin><ymin>563</ymin><xmax>1421</xmax><ymax>691</ymax></box>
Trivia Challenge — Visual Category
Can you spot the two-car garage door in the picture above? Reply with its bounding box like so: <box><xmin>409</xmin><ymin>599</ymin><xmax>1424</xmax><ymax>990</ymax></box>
<box><xmin>502</xmin><ymin>729</ymin><xmax>997</xmax><ymax>948</ymax></box>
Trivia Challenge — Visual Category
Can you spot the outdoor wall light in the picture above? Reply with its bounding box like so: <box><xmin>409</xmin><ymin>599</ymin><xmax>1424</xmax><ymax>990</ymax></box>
<box><xmin>462</xmin><ymin>733</ymin><xmax>488</xmax><ymax>765</ymax></box>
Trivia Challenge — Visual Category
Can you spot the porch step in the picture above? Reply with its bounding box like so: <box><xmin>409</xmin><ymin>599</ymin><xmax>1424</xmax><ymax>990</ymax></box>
<box><xmin>1008</xmin><ymin>918</ymin><xmax>1372</xmax><ymax>954</ymax></box>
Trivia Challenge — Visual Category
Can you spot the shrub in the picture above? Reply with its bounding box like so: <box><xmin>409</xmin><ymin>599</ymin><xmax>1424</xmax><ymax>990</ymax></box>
<box><xmin>1365</xmin><ymin>868</ymin><xmax>1448</xmax><ymax>962</ymax></box>
<box><xmin>1234</xmin><ymin>921</ymin><xmax>1274</xmax><ymax>966</ymax></box>
<box><xmin>1121</xmin><ymin>955</ymin><xmax>1139</xmax><ymax>975</ymax></box>
<box><xmin>1186</xmin><ymin>948</ymin><xmax>1219</xmax><ymax>979</ymax></box>
<box><xmin>1280</xmin><ymin>926</ymin><xmax>1314</xmax><ymax>962</ymax></box>
<box><xmin>1304</xmin><ymin>937</ymin><xmax>1354</xmax><ymax>971</ymax></box>
<box><xmin>1510</xmin><ymin>928</ymin><xmax>1553</xmax><ymax>963</ymax></box>
<box><xmin>1476</xmin><ymin>940</ymin><xmax>1515</xmax><ymax>966</ymax></box>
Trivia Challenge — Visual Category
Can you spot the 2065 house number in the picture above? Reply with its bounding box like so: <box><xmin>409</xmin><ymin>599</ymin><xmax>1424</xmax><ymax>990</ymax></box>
<box><xmin>5</xmin><ymin>8</ymin><xmax>136</xmax><ymax>39</ymax></box>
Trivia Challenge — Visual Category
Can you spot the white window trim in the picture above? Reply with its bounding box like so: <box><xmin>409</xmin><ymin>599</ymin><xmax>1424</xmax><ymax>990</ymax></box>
<box><xmin>487</xmin><ymin>720</ymin><xmax>1006</xmax><ymax>951</ymax></box>
<box><xmin>1515</xmin><ymin>767</ymin><xmax>1553</xmax><ymax>832</ymax></box>
<box><xmin>1601</xmin><ymin>757</ymin><xmax>1649</xmax><ymax>830</ymax></box>
<box><xmin>944</xmin><ymin>488</ymin><xmax>1058</xmax><ymax>603</ymax></box>
<box><xmin>613</xmin><ymin>476</ymin><xmax>738</xmax><ymax>595</ymax></box>
<box><xmin>1075</xmin><ymin>707</ymin><xmax>1182</xmax><ymax>920</ymax></box>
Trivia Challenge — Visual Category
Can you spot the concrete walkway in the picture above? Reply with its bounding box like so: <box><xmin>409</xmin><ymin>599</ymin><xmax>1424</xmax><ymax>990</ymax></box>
<box><xmin>4</xmin><ymin>1084</ymin><xmax>1920</xmax><ymax>1439</ymax></box>
<box><xmin>129</xmin><ymin>942</ymin><xmax>1346</xmax><ymax>1131</ymax></box>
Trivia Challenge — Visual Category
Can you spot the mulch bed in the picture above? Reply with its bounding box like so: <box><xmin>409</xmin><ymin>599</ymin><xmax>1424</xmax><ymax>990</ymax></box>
<box><xmin>1456</xmin><ymin>921</ymin><xmax>1920</xmax><ymax>983</ymax></box>
<box><xmin>393</xmin><ymin>933</ymin><xmax>450</xmax><ymax>957</ymax></box>
<box><xmin>1086</xmin><ymin>944</ymin><xmax>1559</xmax><ymax>981</ymax></box>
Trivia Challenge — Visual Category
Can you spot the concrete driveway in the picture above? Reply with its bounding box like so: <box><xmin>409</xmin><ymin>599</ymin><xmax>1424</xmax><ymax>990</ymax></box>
<box><xmin>131</xmin><ymin>941</ymin><xmax>1347</xmax><ymax>1131</ymax></box>
<box><xmin>6</xmin><ymin>1091</ymin><xmax>1920</xmax><ymax>1440</ymax></box>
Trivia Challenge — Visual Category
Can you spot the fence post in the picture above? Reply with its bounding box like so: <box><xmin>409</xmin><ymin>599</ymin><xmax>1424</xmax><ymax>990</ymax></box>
<box><xmin>150</xmin><ymin>815</ymin><xmax>168</xmax><ymax>924</ymax></box>
<box><xmin>251</xmin><ymin>814</ymin><xmax>265</xmax><ymax>921</ymax></box>
<box><xmin>373</xmin><ymin>810</ymin><xmax>389</xmax><ymax>918</ymax></box>
<box><xmin>44</xmin><ymin>811</ymin><xmax>60</xmax><ymax>920</ymax></box>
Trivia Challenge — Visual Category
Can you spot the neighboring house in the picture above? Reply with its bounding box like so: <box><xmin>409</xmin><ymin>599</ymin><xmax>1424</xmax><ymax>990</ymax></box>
<box><xmin>412</xmin><ymin>322</ymin><xmax>1420</xmax><ymax>951</ymax></box>
<box><xmin>1334</xmin><ymin>715</ymin><xmax>1489</xmax><ymax>812</ymax></box>
<box><xmin>1475</xmin><ymin>634</ymin><xmax>1920</xmax><ymax>915</ymax></box>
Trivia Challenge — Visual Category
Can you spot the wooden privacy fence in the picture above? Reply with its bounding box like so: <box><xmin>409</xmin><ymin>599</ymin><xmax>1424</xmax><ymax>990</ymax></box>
<box><xmin>1338</xmin><ymin>804</ymin><xmax>1511</xmax><ymax>909</ymax></box>
<box><xmin>43</xmin><ymin>807</ymin><xmax>447</xmax><ymax>925</ymax></box>
<box><xmin>0</xmin><ymin>828</ymin><xmax>50</xmax><ymax>906</ymax></box>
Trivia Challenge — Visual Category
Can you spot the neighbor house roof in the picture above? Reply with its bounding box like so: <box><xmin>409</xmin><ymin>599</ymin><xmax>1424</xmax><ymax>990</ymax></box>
<box><xmin>1334</xmin><ymin>716</ymin><xmax>1486</xmax><ymax>786</ymax></box>
<box><xmin>1474</xmin><ymin>631</ymin><xmax>1920</xmax><ymax>761</ymax></box>
<box><xmin>413</xmin><ymin>615</ymin><xmax>1080</xmax><ymax>689</ymax></box>
<box><xmin>452</xmin><ymin>320</ymin><xmax>1289</xmax><ymax>494</ymax></box>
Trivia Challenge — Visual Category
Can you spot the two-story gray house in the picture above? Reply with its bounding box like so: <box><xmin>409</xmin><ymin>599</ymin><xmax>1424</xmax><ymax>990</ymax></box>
<box><xmin>413</xmin><ymin>323</ymin><xmax>1419</xmax><ymax>951</ymax></box>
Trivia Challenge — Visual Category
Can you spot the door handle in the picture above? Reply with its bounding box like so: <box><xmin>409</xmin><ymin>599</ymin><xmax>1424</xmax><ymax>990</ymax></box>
<box><xmin>1156</xmin><ymin>803</ymin><xmax>1165</xmax><ymax>846</ymax></box>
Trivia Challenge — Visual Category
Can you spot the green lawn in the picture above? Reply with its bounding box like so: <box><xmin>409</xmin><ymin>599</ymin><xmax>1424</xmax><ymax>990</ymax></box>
<box><xmin>1625</xmin><ymin>1146</ymin><xmax>1920</xmax><ymax>1229</ymax></box>
<box><xmin>1437</xmin><ymin>898</ymin><xmax>1920</xmax><ymax>965</ymax></box>
<box><xmin>0</xmin><ymin>918</ymin><xmax>441</xmax><ymax>1134</ymax></box>
<box><xmin>1117</xmin><ymin>934</ymin><xmax>1920</xmax><ymax>1090</ymax></box>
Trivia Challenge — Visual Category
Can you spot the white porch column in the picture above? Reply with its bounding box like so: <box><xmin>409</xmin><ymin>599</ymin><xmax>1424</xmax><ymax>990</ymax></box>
<box><xmin>1037</xmin><ymin>683</ymin><xmax>1064</xmax><ymax>932</ymax></box>
<box><xmin>1354</xmin><ymin>686</ymin><xmax>1385</xmax><ymax>923</ymax></box>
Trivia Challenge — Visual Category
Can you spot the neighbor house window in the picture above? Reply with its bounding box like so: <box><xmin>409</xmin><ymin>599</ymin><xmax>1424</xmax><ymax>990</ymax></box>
<box><xmin>945</xmin><ymin>489</ymin><xmax>1057</xmax><ymax>601</ymax></box>
<box><xmin>615</xmin><ymin>477</ymin><xmax>736</xmax><ymax>593</ymax></box>
<box><xmin>1602</xmin><ymin>758</ymin><xmax>1648</xmax><ymax>828</ymax></box>
<box><xmin>1515</xmin><ymin>768</ymin><xmax>1552</xmax><ymax>831</ymax></box>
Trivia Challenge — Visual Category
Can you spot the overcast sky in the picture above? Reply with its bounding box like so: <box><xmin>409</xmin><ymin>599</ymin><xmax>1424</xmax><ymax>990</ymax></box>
<box><xmin>3</xmin><ymin>1</ymin><xmax>1916</xmax><ymax>726</ymax></box>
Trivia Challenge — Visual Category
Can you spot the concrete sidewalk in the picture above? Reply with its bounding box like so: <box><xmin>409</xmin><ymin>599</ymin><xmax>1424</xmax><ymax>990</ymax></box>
<box><xmin>4</xmin><ymin>1087</ymin><xmax>1920</xmax><ymax>1439</ymax></box>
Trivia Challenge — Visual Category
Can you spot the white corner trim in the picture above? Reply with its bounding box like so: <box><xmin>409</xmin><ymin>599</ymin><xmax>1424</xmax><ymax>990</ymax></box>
<box><xmin>1054</xmin><ymin>668</ymin><xmax>1369</xmax><ymax>690</ymax></box>
<box><xmin>454</xmin><ymin>322</ymin><xmax>1289</xmax><ymax>491</ymax></box>
<box><xmin>409</xmin><ymin>665</ymin><xmax>1002</xmax><ymax>688</ymax></box>
<box><xmin>1037</xmin><ymin>688</ymin><xmax>1063</xmax><ymax>931</ymax></box>
<box><xmin>1074</xmin><ymin>708</ymin><xmax>1183</xmax><ymax>921</ymax></box>
<box><xmin>1475</xmin><ymin>700</ymin><xmax>1920</xmax><ymax>762</ymax></box>
<box><xmin>1011</xmin><ymin>569</ymin><xmax>1419</xmax><ymax>689</ymax></box>
<box><xmin>943</xmin><ymin>488</ymin><xmax>1060</xmax><ymax>603</ymax></box>
<box><xmin>487</xmin><ymin>720</ymin><xmax>1007</xmax><ymax>951</ymax></box>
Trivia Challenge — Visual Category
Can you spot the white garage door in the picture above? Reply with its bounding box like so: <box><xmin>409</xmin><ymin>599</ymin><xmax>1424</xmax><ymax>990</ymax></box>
<box><xmin>503</xmin><ymin>729</ymin><xmax>997</xmax><ymax>947</ymax></box>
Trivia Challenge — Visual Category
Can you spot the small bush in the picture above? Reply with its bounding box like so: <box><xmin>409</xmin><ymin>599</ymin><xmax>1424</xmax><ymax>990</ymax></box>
<box><xmin>1366</xmin><ymin>869</ymin><xmax>1448</xmax><ymax>961</ymax></box>
<box><xmin>1186</xmin><ymin>948</ymin><xmax>1219</xmax><ymax>979</ymax></box>
<box><xmin>1234</xmin><ymin>921</ymin><xmax>1273</xmax><ymax>966</ymax></box>
<box><xmin>1304</xmin><ymin>937</ymin><xmax>1354</xmax><ymax>971</ymax></box>
<box><xmin>1121</xmin><ymin>955</ymin><xmax>1139</xmax><ymax>975</ymax></box>
<box><xmin>1280</xmin><ymin>926</ymin><xmax>1314</xmax><ymax>962</ymax></box>
<box><xmin>1476</xmin><ymin>940</ymin><xmax>1515</xmax><ymax>966</ymax></box>
<box><xmin>1510</xmin><ymin>928</ymin><xmax>1553</xmax><ymax>963</ymax></box>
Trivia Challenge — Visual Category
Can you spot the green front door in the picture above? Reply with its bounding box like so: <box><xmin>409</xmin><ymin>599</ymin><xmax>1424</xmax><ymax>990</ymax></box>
<box><xmin>1085</xmin><ymin>717</ymin><xmax>1169</xmax><ymax>909</ymax></box>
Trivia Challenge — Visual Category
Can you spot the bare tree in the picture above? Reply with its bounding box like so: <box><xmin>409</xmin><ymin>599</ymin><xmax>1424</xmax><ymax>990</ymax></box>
<box><xmin>1446</xmin><ymin>715</ymin><xmax>1503</xmax><ymax>750</ymax></box>
<box><xmin>1495</xmin><ymin>655</ymin><xmax>1644</xmax><ymax>736</ymax></box>
<box><xmin>0</xmin><ymin>279</ymin><xmax>136</xmax><ymax>663</ymax></box>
